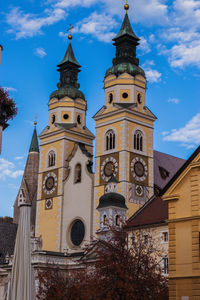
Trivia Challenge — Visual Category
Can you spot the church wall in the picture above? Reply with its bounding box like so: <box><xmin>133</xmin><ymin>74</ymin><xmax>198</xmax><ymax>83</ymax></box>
<box><xmin>61</xmin><ymin>146</ymin><xmax>94</xmax><ymax>252</ymax></box>
<box><xmin>36</xmin><ymin>196</ymin><xmax>61</xmax><ymax>251</ymax></box>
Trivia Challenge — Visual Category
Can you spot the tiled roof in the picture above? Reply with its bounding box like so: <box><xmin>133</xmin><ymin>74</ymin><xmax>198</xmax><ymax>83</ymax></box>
<box><xmin>0</xmin><ymin>223</ymin><xmax>18</xmax><ymax>264</ymax></box>
<box><xmin>154</xmin><ymin>150</ymin><xmax>185</xmax><ymax>191</ymax></box>
<box><xmin>161</xmin><ymin>145</ymin><xmax>200</xmax><ymax>196</ymax></box>
<box><xmin>125</xmin><ymin>196</ymin><xmax>168</xmax><ymax>229</ymax></box>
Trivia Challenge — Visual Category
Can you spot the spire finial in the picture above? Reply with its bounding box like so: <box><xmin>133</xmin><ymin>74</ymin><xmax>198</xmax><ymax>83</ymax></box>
<box><xmin>67</xmin><ymin>24</ymin><xmax>74</xmax><ymax>41</ymax></box>
<box><xmin>124</xmin><ymin>0</ymin><xmax>129</xmax><ymax>13</ymax></box>
<box><xmin>34</xmin><ymin>114</ymin><xmax>37</xmax><ymax>126</ymax></box>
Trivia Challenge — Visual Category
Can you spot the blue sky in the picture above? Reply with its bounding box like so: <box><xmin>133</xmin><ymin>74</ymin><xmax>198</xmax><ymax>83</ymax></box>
<box><xmin>0</xmin><ymin>0</ymin><xmax>200</xmax><ymax>217</ymax></box>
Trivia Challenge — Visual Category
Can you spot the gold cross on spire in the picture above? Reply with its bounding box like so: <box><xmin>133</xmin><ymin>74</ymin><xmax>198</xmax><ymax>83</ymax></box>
<box><xmin>67</xmin><ymin>24</ymin><xmax>74</xmax><ymax>40</ymax></box>
<box><xmin>124</xmin><ymin>0</ymin><xmax>129</xmax><ymax>12</ymax></box>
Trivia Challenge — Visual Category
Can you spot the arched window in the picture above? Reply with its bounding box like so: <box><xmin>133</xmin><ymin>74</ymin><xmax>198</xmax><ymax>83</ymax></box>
<box><xmin>106</xmin><ymin>130</ymin><xmax>115</xmax><ymax>151</ymax></box>
<box><xmin>103</xmin><ymin>215</ymin><xmax>108</xmax><ymax>226</ymax></box>
<box><xmin>74</xmin><ymin>163</ymin><xmax>82</xmax><ymax>183</ymax></box>
<box><xmin>116</xmin><ymin>215</ymin><xmax>120</xmax><ymax>226</ymax></box>
<box><xmin>134</xmin><ymin>130</ymin><xmax>143</xmax><ymax>152</ymax></box>
<box><xmin>48</xmin><ymin>151</ymin><xmax>56</xmax><ymax>167</ymax></box>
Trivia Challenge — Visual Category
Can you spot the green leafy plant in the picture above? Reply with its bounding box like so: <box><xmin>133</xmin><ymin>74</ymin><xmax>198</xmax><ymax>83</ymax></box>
<box><xmin>0</xmin><ymin>87</ymin><xmax>17</xmax><ymax>128</ymax></box>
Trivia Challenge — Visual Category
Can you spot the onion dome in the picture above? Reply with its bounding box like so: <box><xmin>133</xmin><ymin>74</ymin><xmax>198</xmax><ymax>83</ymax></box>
<box><xmin>97</xmin><ymin>192</ymin><xmax>128</xmax><ymax>210</ymax></box>
<box><xmin>105</xmin><ymin>6</ymin><xmax>145</xmax><ymax>79</ymax></box>
<box><xmin>50</xmin><ymin>34</ymin><xmax>85</xmax><ymax>101</ymax></box>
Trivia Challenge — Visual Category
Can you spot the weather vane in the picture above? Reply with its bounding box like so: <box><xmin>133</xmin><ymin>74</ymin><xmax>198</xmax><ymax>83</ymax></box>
<box><xmin>67</xmin><ymin>24</ymin><xmax>74</xmax><ymax>40</ymax></box>
<box><xmin>124</xmin><ymin>0</ymin><xmax>129</xmax><ymax>12</ymax></box>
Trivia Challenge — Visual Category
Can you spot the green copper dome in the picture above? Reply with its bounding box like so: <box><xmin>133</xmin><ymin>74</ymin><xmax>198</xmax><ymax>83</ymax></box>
<box><xmin>105</xmin><ymin>62</ymin><xmax>145</xmax><ymax>78</ymax></box>
<box><xmin>50</xmin><ymin>40</ymin><xmax>85</xmax><ymax>101</ymax></box>
<box><xmin>105</xmin><ymin>12</ymin><xmax>145</xmax><ymax>79</ymax></box>
<box><xmin>50</xmin><ymin>85</ymin><xmax>85</xmax><ymax>100</ymax></box>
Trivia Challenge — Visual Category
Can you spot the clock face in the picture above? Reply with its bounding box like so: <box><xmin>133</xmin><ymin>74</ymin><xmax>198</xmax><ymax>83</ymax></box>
<box><xmin>104</xmin><ymin>162</ymin><xmax>114</xmax><ymax>177</ymax></box>
<box><xmin>101</xmin><ymin>157</ymin><xmax>118</xmax><ymax>182</ymax></box>
<box><xmin>131</xmin><ymin>157</ymin><xmax>147</xmax><ymax>182</ymax></box>
<box><xmin>134</xmin><ymin>162</ymin><xmax>145</xmax><ymax>177</ymax></box>
<box><xmin>45</xmin><ymin>176</ymin><xmax>55</xmax><ymax>191</ymax></box>
<box><xmin>43</xmin><ymin>172</ymin><xmax>58</xmax><ymax>195</ymax></box>
<box><xmin>45</xmin><ymin>198</ymin><xmax>53</xmax><ymax>209</ymax></box>
<box><xmin>135</xmin><ymin>185</ymin><xmax>144</xmax><ymax>197</ymax></box>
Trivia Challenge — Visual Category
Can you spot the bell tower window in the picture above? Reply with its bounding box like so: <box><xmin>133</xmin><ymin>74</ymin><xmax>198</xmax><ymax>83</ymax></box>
<box><xmin>48</xmin><ymin>151</ymin><xmax>56</xmax><ymax>167</ymax></box>
<box><xmin>106</xmin><ymin>130</ymin><xmax>116</xmax><ymax>151</ymax></box>
<box><xmin>137</xmin><ymin>93</ymin><xmax>142</xmax><ymax>104</ymax></box>
<box><xmin>51</xmin><ymin>114</ymin><xmax>56</xmax><ymax>124</ymax></box>
<box><xmin>108</xmin><ymin>93</ymin><xmax>113</xmax><ymax>104</ymax></box>
<box><xmin>74</xmin><ymin>163</ymin><xmax>82</xmax><ymax>183</ymax></box>
<box><xmin>134</xmin><ymin>130</ymin><xmax>143</xmax><ymax>152</ymax></box>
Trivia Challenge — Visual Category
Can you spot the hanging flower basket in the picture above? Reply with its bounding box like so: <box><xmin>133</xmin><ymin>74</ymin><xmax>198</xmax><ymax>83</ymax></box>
<box><xmin>0</xmin><ymin>87</ymin><xmax>17</xmax><ymax>129</ymax></box>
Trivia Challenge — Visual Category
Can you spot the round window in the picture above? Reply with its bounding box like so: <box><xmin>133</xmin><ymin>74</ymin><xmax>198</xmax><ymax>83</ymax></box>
<box><xmin>108</xmin><ymin>93</ymin><xmax>113</xmax><ymax>104</ymax></box>
<box><xmin>122</xmin><ymin>92</ymin><xmax>128</xmax><ymax>99</ymax></box>
<box><xmin>77</xmin><ymin>115</ymin><xmax>81</xmax><ymax>124</ymax></box>
<box><xmin>63</xmin><ymin>114</ymin><xmax>69</xmax><ymax>120</ymax></box>
<box><xmin>71</xmin><ymin>220</ymin><xmax>85</xmax><ymax>246</ymax></box>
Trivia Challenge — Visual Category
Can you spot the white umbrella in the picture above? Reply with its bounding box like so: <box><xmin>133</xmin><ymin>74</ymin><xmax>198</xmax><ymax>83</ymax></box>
<box><xmin>7</xmin><ymin>188</ymin><xmax>36</xmax><ymax>300</ymax></box>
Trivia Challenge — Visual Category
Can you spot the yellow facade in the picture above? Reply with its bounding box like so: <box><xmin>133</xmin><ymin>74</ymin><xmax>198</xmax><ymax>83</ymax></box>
<box><xmin>94</xmin><ymin>72</ymin><xmax>156</xmax><ymax>229</ymax></box>
<box><xmin>36</xmin><ymin>93</ymin><xmax>94</xmax><ymax>252</ymax></box>
<box><xmin>162</xmin><ymin>148</ymin><xmax>200</xmax><ymax>299</ymax></box>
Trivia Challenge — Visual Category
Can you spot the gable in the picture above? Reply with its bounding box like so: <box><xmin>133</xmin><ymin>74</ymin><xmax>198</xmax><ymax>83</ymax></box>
<box><xmin>162</xmin><ymin>146</ymin><xmax>200</xmax><ymax>220</ymax></box>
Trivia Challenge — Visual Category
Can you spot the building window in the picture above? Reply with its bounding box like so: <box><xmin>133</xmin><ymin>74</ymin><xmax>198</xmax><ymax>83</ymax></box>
<box><xmin>70</xmin><ymin>220</ymin><xmax>85</xmax><ymax>246</ymax></box>
<box><xmin>134</xmin><ymin>130</ymin><xmax>143</xmax><ymax>152</ymax></box>
<box><xmin>48</xmin><ymin>151</ymin><xmax>56</xmax><ymax>167</ymax></box>
<box><xmin>108</xmin><ymin>93</ymin><xmax>113</xmax><ymax>104</ymax></box>
<box><xmin>52</xmin><ymin>114</ymin><xmax>56</xmax><ymax>124</ymax></box>
<box><xmin>74</xmin><ymin>163</ymin><xmax>81</xmax><ymax>183</ymax></box>
<box><xmin>131</xmin><ymin>234</ymin><xmax>136</xmax><ymax>245</ymax></box>
<box><xmin>103</xmin><ymin>215</ymin><xmax>108</xmax><ymax>226</ymax></box>
<box><xmin>163</xmin><ymin>257</ymin><xmax>168</xmax><ymax>275</ymax></box>
<box><xmin>106</xmin><ymin>130</ymin><xmax>115</xmax><ymax>151</ymax></box>
<box><xmin>137</xmin><ymin>93</ymin><xmax>142</xmax><ymax>104</ymax></box>
<box><xmin>159</xmin><ymin>166</ymin><xmax>170</xmax><ymax>180</ymax></box>
<box><xmin>116</xmin><ymin>215</ymin><xmax>120</xmax><ymax>226</ymax></box>
<box><xmin>143</xmin><ymin>234</ymin><xmax>148</xmax><ymax>245</ymax></box>
<box><xmin>162</xmin><ymin>231</ymin><xmax>168</xmax><ymax>243</ymax></box>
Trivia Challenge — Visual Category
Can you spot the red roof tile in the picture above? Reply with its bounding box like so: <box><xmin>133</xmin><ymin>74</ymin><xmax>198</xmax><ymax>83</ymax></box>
<box><xmin>125</xmin><ymin>196</ymin><xmax>168</xmax><ymax>229</ymax></box>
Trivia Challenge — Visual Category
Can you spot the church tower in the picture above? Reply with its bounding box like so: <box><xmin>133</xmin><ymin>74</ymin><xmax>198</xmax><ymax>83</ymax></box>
<box><xmin>35</xmin><ymin>32</ymin><xmax>95</xmax><ymax>253</ymax></box>
<box><xmin>93</xmin><ymin>2</ymin><xmax>156</xmax><ymax>225</ymax></box>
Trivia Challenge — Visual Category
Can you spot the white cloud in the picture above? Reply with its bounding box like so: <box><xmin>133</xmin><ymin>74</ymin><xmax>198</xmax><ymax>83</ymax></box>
<box><xmin>169</xmin><ymin>40</ymin><xmax>200</xmax><ymax>68</ymax></box>
<box><xmin>173</xmin><ymin>0</ymin><xmax>200</xmax><ymax>29</ymax></box>
<box><xmin>15</xmin><ymin>156</ymin><xmax>24</xmax><ymax>160</ymax></box>
<box><xmin>168</xmin><ymin>98</ymin><xmax>180</xmax><ymax>104</ymax></box>
<box><xmin>6</xmin><ymin>7</ymin><xmax>66</xmax><ymax>39</ymax></box>
<box><xmin>35</xmin><ymin>47</ymin><xmax>47</xmax><ymax>58</ymax></box>
<box><xmin>163</xmin><ymin>113</ymin><xmax>200</xmax><ymax>145</ymax></box>
<box><xmin>138</xmin><ymin>37</ymin><xmax>151</xmax><ymax>54</ymax></box>
<box><xmin>2</xmin><ymin>87</ymin><xmax>17</xmax><ymax>92</ymax></box>
<box><xmin>73</xmin><ymin>12</ymin><xmax>118</xmax><ymax>43</ymax></box>
<box><xmin>142</xmin><ymin>60</ymin><xmax>161</xmax><ymax>83</ymax></box>
<box><xmin>0</xmin><ymin>158</ymin><xmax>24</xmax><ymax>180</ymax></box>
<box><xmin>145</xmin><ymin>69</ymin><xmax>162</xmax><ymax>83</ymax></box>
<box><xmin>55</xmin><ymin>0</ymin><xmax>96</xmax><ymax>8</ymax></box>
<box><xmin>102</xmin><ymin>0</ymin><xmax>168</xmax><ymax>25</ymax></box>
